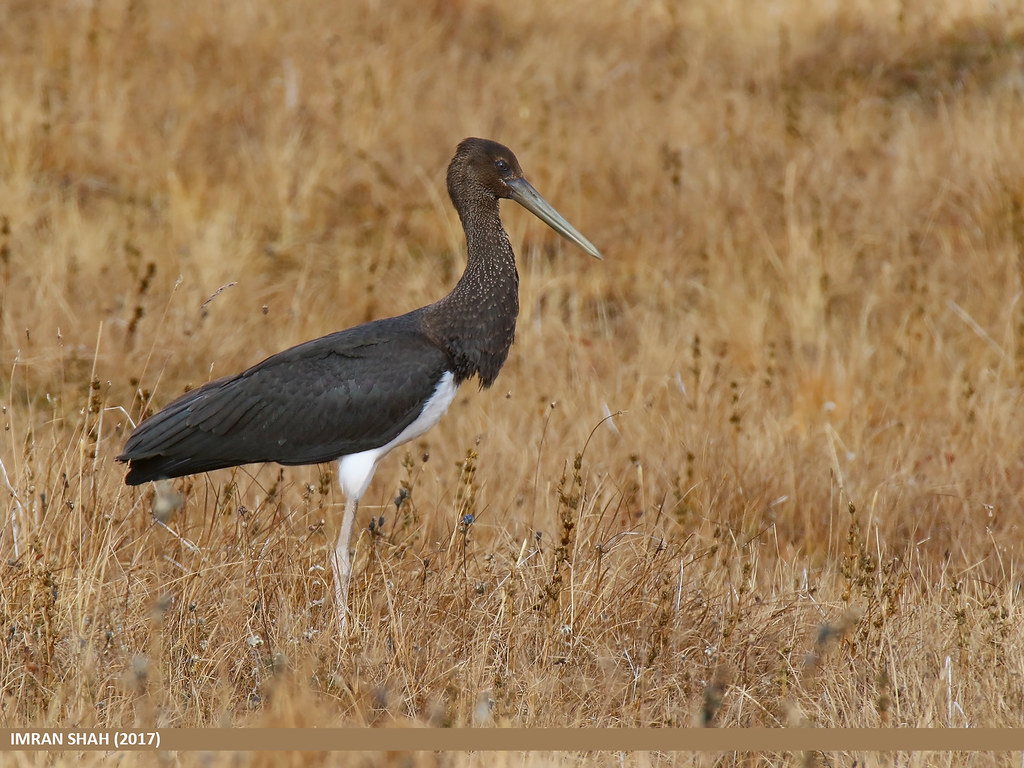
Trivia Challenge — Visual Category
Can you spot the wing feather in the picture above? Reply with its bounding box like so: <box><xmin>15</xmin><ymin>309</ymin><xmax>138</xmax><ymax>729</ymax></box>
<box><xmin>119</xmin><ymin>314</ymin><xmax>452</xmax><ymax>485</ymax></box>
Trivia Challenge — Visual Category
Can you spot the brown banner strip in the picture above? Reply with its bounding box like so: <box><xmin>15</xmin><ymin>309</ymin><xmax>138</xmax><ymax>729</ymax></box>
<box><xmin>2</xmin><ymin>729</ymin><xmax>1024</xmax><ymax>752</ymax></box>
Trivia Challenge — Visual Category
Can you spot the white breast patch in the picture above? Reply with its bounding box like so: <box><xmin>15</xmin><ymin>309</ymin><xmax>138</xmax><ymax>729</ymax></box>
<box><xmin>336</xmin><ymin>371</ymin><xmax>459</xmax><ymax>501</ymax></box>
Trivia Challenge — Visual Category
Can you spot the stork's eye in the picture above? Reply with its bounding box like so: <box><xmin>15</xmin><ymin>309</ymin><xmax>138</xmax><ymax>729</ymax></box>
<box><xmin>495</xmin><ymin>158</ymin><xmax>510</xmax><ymax>174</ymax></box>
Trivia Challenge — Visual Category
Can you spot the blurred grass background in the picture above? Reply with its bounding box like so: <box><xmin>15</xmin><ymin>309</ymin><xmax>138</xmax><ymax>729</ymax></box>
<box><xmin>2</xmin><ymin>0</ymin><xmax>1024</xmax><ymax>764</ymax></box>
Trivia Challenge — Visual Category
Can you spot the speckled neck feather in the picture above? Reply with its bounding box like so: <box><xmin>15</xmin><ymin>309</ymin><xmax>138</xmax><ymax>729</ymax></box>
<box><xmin>421</xmin><ymin>143</ymin><xmax>519</xmax><ymax>387</ymax></box>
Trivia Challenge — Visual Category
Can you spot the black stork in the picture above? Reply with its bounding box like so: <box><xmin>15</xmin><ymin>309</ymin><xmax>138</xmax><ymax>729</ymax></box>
<box><xmin>118</xmin><ymin>138</ymin><xmax>602</xmax><ymax>632</ymax></box>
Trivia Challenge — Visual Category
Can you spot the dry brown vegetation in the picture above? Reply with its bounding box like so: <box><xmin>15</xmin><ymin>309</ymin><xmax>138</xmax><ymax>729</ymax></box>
<box><xmin>3</xmin><ymin>0</ymin><xmax>1024</xmax><ymax>765</ymax></box>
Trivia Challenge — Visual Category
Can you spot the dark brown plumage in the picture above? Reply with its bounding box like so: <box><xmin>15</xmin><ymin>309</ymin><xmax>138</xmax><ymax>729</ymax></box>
<box><xmin>118</xmin><ymin>138</ymin><xmax>602</xmax><ymax>631</ymax></box>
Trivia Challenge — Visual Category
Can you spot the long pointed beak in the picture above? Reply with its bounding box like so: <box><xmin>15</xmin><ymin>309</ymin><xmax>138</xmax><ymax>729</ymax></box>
<box><xmin>507</xmin><ymin>177</ymin><xmax>603</xmax><ymax>260</ymax></box>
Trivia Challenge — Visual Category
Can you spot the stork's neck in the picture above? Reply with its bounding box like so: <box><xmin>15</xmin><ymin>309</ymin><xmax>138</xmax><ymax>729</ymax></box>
<box><xmin>424</xmin><ymin>200</ymin><xmax>519</xmax><ymax>387</ymax></box>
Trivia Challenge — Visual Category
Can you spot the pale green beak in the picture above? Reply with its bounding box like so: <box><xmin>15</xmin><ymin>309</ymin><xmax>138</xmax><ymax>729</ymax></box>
<box><xmin>508</xmin><ymin>177</ymin><xmax>603</xmax><ymax>260</ymax></box>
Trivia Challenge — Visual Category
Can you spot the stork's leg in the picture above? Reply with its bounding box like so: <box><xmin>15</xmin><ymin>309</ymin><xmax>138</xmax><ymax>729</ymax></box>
<box><xmin>331</xmin><ymin>495</ymin><xmax>359</xmax><ymax>634</ymax></box>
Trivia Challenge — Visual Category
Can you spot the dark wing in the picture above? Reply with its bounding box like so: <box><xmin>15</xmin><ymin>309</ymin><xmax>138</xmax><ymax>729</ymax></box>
<box><xmin>118</xmin><ymin>314</ymin><xmax>451</xmax><ymax>485</ymax></box>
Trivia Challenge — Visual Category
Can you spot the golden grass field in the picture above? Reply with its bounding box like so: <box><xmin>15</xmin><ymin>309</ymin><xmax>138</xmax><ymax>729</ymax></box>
<box><xmin>3</xmin><ymin>0</ymin><xmax>1024</xmax><ymax>764</ymax></box>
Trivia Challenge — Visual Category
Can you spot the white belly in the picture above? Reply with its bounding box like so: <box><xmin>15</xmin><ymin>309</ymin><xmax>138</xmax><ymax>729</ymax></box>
<box><xmin>336</xmin><ymin>371</ymin><xmax>458</xmax><ymax>501</ymax></box>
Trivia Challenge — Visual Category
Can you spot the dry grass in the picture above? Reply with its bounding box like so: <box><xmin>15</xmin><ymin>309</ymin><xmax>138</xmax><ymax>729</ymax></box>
<box><xmin>3</xmin><ymin>0</ymin><xmax>1024</xmax><ymax>764</ymax></box>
